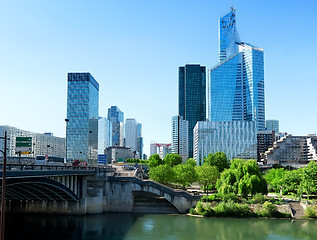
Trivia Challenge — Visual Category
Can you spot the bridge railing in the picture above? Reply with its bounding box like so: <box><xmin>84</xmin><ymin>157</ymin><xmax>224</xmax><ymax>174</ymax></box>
<box><xmin>0</xmin><ymin>163</ymin><xmax>114</xmax><ymax>173</ymax></box>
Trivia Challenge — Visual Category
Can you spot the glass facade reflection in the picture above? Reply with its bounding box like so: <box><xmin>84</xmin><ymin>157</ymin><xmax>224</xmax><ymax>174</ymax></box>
<box><xmin>179</xmin><ymin>64</ymin><xmax>206</xmax><ymax>158</ymax></box>
<box><xmin>66</xmin><ymin>73</ymin><xmax>99</xmax><ymax>162</ymax></box>
<box><xmin>208</xmin><ymin>9</ymin><xmax>265</xmax><ymax>131</ymax></box>
<box><xmin>107</xmin><ymin>106</ymin><xmax>124</xmax><ymax>146</ymax></box>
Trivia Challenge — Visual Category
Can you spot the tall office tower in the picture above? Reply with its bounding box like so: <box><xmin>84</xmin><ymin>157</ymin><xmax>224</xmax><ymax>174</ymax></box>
<box><xmin>137</xmin><ymin>123</ymin><xmax>143</xmax><ymax>159</ymax></box>
<box><xmin>66</xmin><ymin>72</ymin><xmax>99</xmax><ymax>162</ymax></box>
<box><xmin>98</xmin><ymin>117</ymin><xmax>113</xmax><ymax>154</ymax></box>
<box><xmin>179</xmin><ymin>64</ymin><xmax>206</xmax><ymax>158</ymax></box>
<box><xmin>171</xmin><ymin>115</ymin><xmax>189</xmax><ymax>161</ymax></box>
<box><xmin>266</xmin><ymin>120</ymin><xmax>279</xmax><ymax>133</ymax></box>
<box><xmin>125</xmin><ymin>118</ymin><xmax>138</xmax><ymax>153</ymax></box>
<box><xmin>107</xmin><ymin>106</ymin><xmax>124</xmax><ymax>146</ymax></box>
<box><xmin>208</xmin><ymin>8</ymin><xmax>265</xmax><ymax>131</ymax></box>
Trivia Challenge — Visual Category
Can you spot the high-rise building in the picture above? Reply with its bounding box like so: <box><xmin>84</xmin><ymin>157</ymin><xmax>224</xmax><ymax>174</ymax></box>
<box><xmin>266</xmin><ymin>120</ymin><xmax>279</xmax><ymax>133</ymax></box>
<box><xmin>125</xmin><ymin>118</ymin><xmax>138</xmax><ymax>154</ymax></box>
<box><xmin>208</xmin><ymin>8</ymin><xmax>265</xmax><ymax>131</ymax></box>
<box><xmin>66</xmin><ymin>72</ymin><xmax>99</xmax><ymax>162</ymax></box>
<box><xmin>178</xmin><ymin>64</ymin><xmax>206</xmax><ymax>158</ymax></box>
<box><xmin>107</xmin><ymin>106</ymin><xmax>124</xmax><ymax>146</ymax></box>
<box><xmin>171</xmin><ymin>115</ymin><xmax>189</xmax><ymax>161</ymax></box>
<box><xmin>193</xmin><ymin>121</ymin><xmax>257</xmax><ymax>165</ymax></box>
<box><xmin>97</xmin><ymin>117</ymin><xmax>113</xmax><ymax>154</ymax></box>
<box><xmin>137</xmin><ymin>123</ymin><xmax>143</xmax><ymax>159</ymax></box>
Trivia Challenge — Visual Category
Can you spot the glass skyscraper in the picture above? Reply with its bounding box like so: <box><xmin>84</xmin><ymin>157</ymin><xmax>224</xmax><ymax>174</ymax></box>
<box><xmin>179</xmin><ymin>64</ymin><xmax>206</xmax><ymax>158</ymax></box>
<box><xmin>66</xmin><ymin>72</ymin><xmax>99</xmax><ymax>162</ymax></box>
<box><xmin>107</xmin><ymin>106</ymin><xmax>124</xmax><ymax>146</ymax></box>
<box><xmin>208</xmin><ymin>8</ymin><xmax>265</xmax><ymax>131</ymax></box>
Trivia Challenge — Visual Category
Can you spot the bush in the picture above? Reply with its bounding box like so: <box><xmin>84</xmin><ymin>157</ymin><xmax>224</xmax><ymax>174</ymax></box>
<box><xmin>251</xmin><ymin>193</ymin><xmax>267</xmax><ymax>204</ymax></box>
<box><xmin>221</xmin><ymin>193</ymin><xmax>239</xmax><ymax>203</ymax></box>
<box><xmin>214</xmin><ymin>200</ymin><xmax>250</xmax><ymax>217</ymax></box>
<box><xmin>201</xmin><ymin>193</ymin><xmax>222</xmax><ymax>203</ymax></box>
<box><xmin>261</xmin><ymin>201</ymin><xmax>276</xmax><ymax>217</ymax></box>
<box><xmin>305</xmin><ymin>206</ymin><xmax>317</xmax><ymax>218</ymax></box>
<box><xmin>189</xmin><ymin>208</ymin><xmax>197</xmax><ymax>215</ymax></box>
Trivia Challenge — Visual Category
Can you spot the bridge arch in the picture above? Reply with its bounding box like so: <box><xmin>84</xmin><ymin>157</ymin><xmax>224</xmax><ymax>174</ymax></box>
<box><xmin>1</xmin><ymin>177</ymin><xmax>79</xmax><ymax>202</ymax></box>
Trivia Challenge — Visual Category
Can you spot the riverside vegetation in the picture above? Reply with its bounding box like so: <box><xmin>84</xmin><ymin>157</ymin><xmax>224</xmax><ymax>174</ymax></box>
<box><xmin>141</xmin><ymin>152</ymin><xmax>317</xmax><ymax>218</ymax></box>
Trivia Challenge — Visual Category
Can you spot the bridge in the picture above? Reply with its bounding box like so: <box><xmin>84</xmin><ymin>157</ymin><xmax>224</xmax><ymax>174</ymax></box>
<box><xmin>0</xmin><ymin>164</ymin><xmax>200</xmax><ymax>214</ymax></box>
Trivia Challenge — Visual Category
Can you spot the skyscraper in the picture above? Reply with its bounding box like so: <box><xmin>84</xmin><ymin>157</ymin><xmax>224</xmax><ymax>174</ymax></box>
<box><xmin>266</xmin><ymin>120</ymin><xmax>279</xmax><ymax>133</ymax></box>
<box><xmin>208</xmin><ymin>8</ymin><xmax>265</xmax><ymax>131</ymax></box>
<box><xmin>125</xmin><ymin>118</ymin><xmax>138</xmax><ymax>153</ymax></box>
<box><xmin>178</xmin><ymin>64</ymin><xmax>206</xmax><ymax>158</ymax></box>
<box><xmin>66</xmin><ymin>72</ymin><xmax>99</xmax><ymax>162</ymax></box>
<box><xmin>107</xmin><ymin>106</ymin><xmax>124</xmax><ymax>146</ymax></box>
<box><xmin>171</xmin><ymin>115</ymin><xmax>189</xmax><ymax>161</ymax></box>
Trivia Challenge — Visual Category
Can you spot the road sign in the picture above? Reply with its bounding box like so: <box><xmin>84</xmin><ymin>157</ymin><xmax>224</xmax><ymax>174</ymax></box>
<box><xmin>98</xmin><ymin>154</ymin><xmax>107</xmax><ymax>164</ymax></box>
<box><xmin>16</xmin><ymin>137</ymin><xmax>32</xmax><ymax>154</ymax></box>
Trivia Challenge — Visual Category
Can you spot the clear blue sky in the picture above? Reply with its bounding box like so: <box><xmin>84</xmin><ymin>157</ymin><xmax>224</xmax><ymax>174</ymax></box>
<box><xmin>1</xmin><ymin>0</ymin><xmax>316</xmax><ymax>155</ymax></box>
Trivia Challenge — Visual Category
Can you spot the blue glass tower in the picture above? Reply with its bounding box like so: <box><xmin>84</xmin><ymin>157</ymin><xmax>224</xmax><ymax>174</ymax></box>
<box><xmin>179</xmin><ymin>64</ymin><xmax>206</xmax><ymax>158</ymax></box>
<box><xmin>107</xmin><ymin>106</ymin><xmax>124</xmax><ymax>146</ymax></box>
<box><xmin>66</xmin><ymin>73</ymin><xmax>99</xmax><ymax>162</ymax></box>
<box><xmin>208</xmin><ymin>8</ymin><xmax>265</xmax><ymax>131</ymax></box>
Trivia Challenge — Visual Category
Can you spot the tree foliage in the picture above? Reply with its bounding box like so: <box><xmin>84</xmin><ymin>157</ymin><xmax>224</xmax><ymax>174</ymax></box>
<box><xmin>186</xmin><ymin>158</ymin><xmax>197</xmax><ymax>167</ymax></box>
<box><xmin>148</xmin><ymin>164</ymin><xmax>174</xmax><ymax>184</ymax></box>
<box><xmin>204</xmin><ymin>152</ymin><xmax>229</xmax><ymax>172</ymax></box>
<box><xmin>302</xmin><ymin>161</ymin><xmax>317</xmax><ymax>195</ymax></box>
<box><xmin>196</xmin><ymin>165</ymin><xmax>220</xmax><ymax>194</ymax></box>
<box><xmin>148</xmin><ymin>154</ymin><xmax>163</xmax><ymax>168</ymax></box>
<box><xmin>216</xmin><ymin>159</ymin><xmax>268</xmax><ymax>196</ymax></box>
<box><xmin>163</xmin><ymin>153</ymin><xmax>182</xmax><ymax>167</ymax></box>
<box><xmin>174</xmin><ymin>164</ymin><xmax>197</xmax><ymax>187</ymax></box>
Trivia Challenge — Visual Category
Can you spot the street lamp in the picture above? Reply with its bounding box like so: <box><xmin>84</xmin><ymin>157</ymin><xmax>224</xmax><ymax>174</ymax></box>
<box><xmin>89</xmin><ymin>130</ymin><xmax>92</xmax><ymax>165</ymax></box>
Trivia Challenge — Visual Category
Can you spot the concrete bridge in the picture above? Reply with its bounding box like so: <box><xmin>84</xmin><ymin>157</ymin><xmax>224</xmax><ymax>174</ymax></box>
<box><xmin>0</xmin><ymin>164</ymin><xmax>200</xmax><ymax>214</ymax></box>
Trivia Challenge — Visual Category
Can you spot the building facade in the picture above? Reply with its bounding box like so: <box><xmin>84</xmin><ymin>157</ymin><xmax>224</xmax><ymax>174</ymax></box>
<box><xmin>104</xmin><ymin>146</ymin><xmax>139</xmax><ymax>163</ymax></box>
<box><xmin>208</xmin><ymin>8</ymin><xmax>265</xmax><ymax>131</ymax></box>
<box><xmin>257</xmin><ymin>130</ymin><xmax>275</xmax><ymax>162</ymax></box>
<box><xmin>107</xmin><ymin>106</ymin><xmax>124</xmax><ymax>146</ymax></box>
<box><xmin>137</xmin><ymin>123</ymin><xmax>143</xmax><ymax>159</ymax></box>
<box><xmin>97</xmin><ymin>117</ymin><xmax>113</xmax><ymax>154</ymax></box>
<box><xmin>66</xmin><ymin>72</ymin><xmax>99</xmax><ymax>162</ymax></box>
<box><xmin>0</xmin><ymin>125</ymin><xmax>65</xmax><ymax>162</ymax></box>
<box><xmin>171</xmin><ymin>115</ymin><xmax>189</xmax><ymax>161</ymax></box>
<box><xmin>179</xmin><ymin>64</ymin><xmax>206</xmax><ymax>158</ymax></box>
<box><xmin>265</xmin><ymin>120</ymin><xmax>279</xmax><ymax>134</ymax></box>
<box><xmin>263</xmin><ymin>135</ymin><xmax>317</xmax><ymax>168</ymax></box>
<box><xmin>125</xmin><ymin>118</ymin><xmax>138</xmax><ymax>153</ymax></box>
<box><xmin>150</xmin><ymin>142</ymin><xmax>172</xmax><ymax>159</ymax></box>
<box><xmin>193</xmin><ymin>121</ymin><xmax>257</xmax><ymax>165</ymax></box>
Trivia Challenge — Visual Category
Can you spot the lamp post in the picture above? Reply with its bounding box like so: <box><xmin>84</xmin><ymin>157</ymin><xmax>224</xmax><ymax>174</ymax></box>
<box><xmin>89</xmin><ymin>130</ymin><xmax>92</xmax><ymax>165</ymax></box>
<box><xmin>0</xmin><ymin>131</ymin><xmax>8</xmax><ymax>240</ymax></box>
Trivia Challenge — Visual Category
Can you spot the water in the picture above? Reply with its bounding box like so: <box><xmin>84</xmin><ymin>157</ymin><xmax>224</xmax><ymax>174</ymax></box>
<box><xmin>5</xmin><ymin>213</ymin><xmax>317</xmax><ymax>240</ymax></box>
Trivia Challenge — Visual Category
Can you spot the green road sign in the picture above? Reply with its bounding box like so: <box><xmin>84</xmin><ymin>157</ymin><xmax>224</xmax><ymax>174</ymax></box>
<box><xmin>16</xmin><ymin>137</ymin><xmax>32</xmax><ymax>147</ymax></box>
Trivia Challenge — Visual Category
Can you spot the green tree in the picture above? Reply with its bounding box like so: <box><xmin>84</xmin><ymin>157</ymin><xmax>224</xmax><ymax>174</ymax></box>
<box><xmin>174</xmin><ymin>164</ymin><xmax>197</xmax><ymax>187</ymax></box>
<box><xmin>264</xmin><ymin>168</ymin><xmax>286</xmax><ymax>193</ymax></box>
<box><xmin>280</xmin><ymin>169</ymin><xmax>302</xmax><ymax>194</ymax></box>
<box><xmin>216</xmin><ymin>159</ymin><xmax>267</xmax><ymax>196</ymax></box>
<box><xmin>148</xmin><ymin>164</ymin><xmax>174</xmax><ymax>184</ymax></box>
<box><xmin>186</xmin><ymin>158</ymin><xmax>197</xmax><ymax>167</ymax></box>
<box><xmin>302</xmin><ymin>161</ymin><xmax>317</xmax><ymax>196</ymax></box>
<box><xmin>148</xmin><ymin>154</ymin><xmax>163</xmax><ymax>168</ymax></box>
<box><xmin>163</xmin><ymin>153</ymin><xmax>182</xmax><ymax>167</ymax></box>
<box><xmin>196</xmin><ymin>165</ymin><xmax>220</xmax><ymax>194</ymax></box>
<box><xmin>204</xmin><ymin>152</ymin><xmax>229</xmax><ymax>172</ymax></box>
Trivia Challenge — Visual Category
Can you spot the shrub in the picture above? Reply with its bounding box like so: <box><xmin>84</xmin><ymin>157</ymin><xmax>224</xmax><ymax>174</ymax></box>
<box><xmin>196</xmin><ymin>201</ymin><xmax>204</xmax><ymax>215</ymax></box>
<box><xmin>305</xmin><ymin>206</ymin><xmax>317</xmax><ymax>218</ymax></box>
<box><xmin>261</xmin><ymin>201</ymin><xmax>276</xmax><ymax>217</ymax></box>
<box><xmin>251</xmin><ymin>193</ymin><xmax>267</xmax><ymax>204</ymax></box>
<box><xmin>214</xmin><ymin>200</ymin><xmax>250</xmax><ymax>217</ymax></box>
<box><xmin>221</xmin><ymin>193</ymin><xmax>239</xmax><ymax>203</ymax></box>
<box><xmin>189</xmin><ymin>208</ymin><xmax>197</xmax><ymax>215</ymax></box>
<box><xmin>201</xmin><ymin>193</ymin><xmax>221</xmax><ymax>203</ymax></box>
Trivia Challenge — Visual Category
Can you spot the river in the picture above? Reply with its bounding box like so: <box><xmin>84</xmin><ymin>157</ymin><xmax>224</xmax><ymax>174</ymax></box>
<box><xmin>5</xmin><ymin>213</ymin><xmax>317</xmax><ymax>240</ymax></box>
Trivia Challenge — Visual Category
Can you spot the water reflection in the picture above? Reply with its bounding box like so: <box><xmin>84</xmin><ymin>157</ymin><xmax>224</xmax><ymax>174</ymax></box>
<box><xmin>5</xmin><ymin>213</ymin><xmax>317</xmax><ymax>240</ymax></box>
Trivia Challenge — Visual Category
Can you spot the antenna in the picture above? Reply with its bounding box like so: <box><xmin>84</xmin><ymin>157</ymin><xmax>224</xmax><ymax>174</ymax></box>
<box><xmin>230</xmin><ymin>4</ymin><xmax>236</xmax><ymax>12</ymax></box>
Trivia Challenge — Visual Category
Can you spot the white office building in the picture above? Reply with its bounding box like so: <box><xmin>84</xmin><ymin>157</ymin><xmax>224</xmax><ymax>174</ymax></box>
<box><xmin>194</xmin><ymin>121</ymin><xmax>257</xmax><ymax>165</ymax></box>
<box><xmin>171</xmin><ymin>116</ymin><xmax>189</xmax><ymax>161</ymax></box>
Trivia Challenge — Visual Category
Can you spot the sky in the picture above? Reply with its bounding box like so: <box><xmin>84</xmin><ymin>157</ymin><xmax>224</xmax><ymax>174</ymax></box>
<box><xmin>0</xmin><ymin>0</ymin><xmax>317</xmax><ymax>156</ymax></box>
